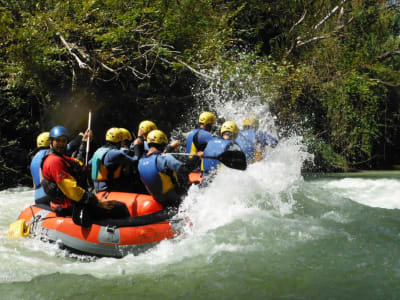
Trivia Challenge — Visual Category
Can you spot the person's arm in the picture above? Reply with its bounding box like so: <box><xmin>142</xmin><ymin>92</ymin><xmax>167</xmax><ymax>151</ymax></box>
<box><xmin>159</xmin><ymin>154</ymin><xmax>200</xmax><ymax>177</ymax></box>
<box><xmin>75</xmin><ymin>129</ymin><xmax>93</xmax><ymax>162</ymax></box>
<box><xmin>104</xmin><ymin>149</ymin><xmax>139</xmax><ymax>168</ymax></box>
<box><xmin>46</xmin><ymin>158</ymin><xmax>86</xmax><ymax>202</ymax></box>
<box><xmin>67</xmin><ymin>134</ymin><xmax>83</xmax><ymax>155</ymax></box>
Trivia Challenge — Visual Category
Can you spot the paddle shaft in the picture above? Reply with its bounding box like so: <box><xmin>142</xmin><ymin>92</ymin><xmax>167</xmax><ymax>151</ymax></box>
<box><xmin>85</xmin><ymin>111</ymin><xmax>92</xmax><ymax>165</ymax></box>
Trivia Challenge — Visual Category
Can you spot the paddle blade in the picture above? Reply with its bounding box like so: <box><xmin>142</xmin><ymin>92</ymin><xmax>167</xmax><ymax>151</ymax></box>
<box><xmin>8</xmin><ymin>219</ymin><xmax>30</xmax><ymax>238</ymax></box>
<box><xmin>218</xmin><ymin>150</ymin><xmax>247</xmax><ymax>170</ymax></box>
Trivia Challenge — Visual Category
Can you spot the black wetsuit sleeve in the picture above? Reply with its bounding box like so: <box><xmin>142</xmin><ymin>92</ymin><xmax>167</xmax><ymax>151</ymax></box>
<box><xmin>67</xmin><ymin>135</ymin><xmax>83</xmax><ymax>155</ymax></box>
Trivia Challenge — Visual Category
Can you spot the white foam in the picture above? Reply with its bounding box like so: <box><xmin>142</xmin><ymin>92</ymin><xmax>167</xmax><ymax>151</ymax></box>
<box><xmin>323</xmin><ymin>177</ymin><xmax>400</xmax><ymax>209</ymax></box>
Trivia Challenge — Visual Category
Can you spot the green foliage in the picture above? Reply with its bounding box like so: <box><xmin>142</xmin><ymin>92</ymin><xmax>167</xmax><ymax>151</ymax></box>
<box><xmin>1</xmin><ymin>0</ymin><xmax>400</xmax><ymax>189</ymax></box>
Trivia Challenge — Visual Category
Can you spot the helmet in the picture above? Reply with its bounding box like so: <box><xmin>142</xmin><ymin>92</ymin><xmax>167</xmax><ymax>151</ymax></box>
<box><xmin>36</xmin><ymin>132</ymin><xmax>50</xmax><ymax>148</ymax></box>
<box><xmin>221</xmin><ymin>121</ymin><xmax>239</xmax><ymax>136</ymax></box>
<box><xmin>243</xmin><ymin>116</ymin><xmax>259</xmax><ymax>127</ymax></box>
<box><xmin>139</xmin><ymin>120</ymin><xmax>157</xmax><ymax>135</ymax></box>
<box><xmin>198</xmin><ymin>112</ymin><xmax>216</xmax><ymax>125</ymax></box>
<box><xmin>49</xmin><ymin>126</ymin><xmax>69</xmax><ymax>139</ymax></box>
<box><xmin>119</xmin><ymin>128</ymin><xmax>133</xmax><ymax>142</ymax></box>
<box><xmin>147</xmin><ymin>130</ymin><xmax>168</xmax><ymax>146</ymax></box>
<box><xmin>105</xmin><ymin>127</ymin><xmax>123</xmax><ymax>143</ymax></box>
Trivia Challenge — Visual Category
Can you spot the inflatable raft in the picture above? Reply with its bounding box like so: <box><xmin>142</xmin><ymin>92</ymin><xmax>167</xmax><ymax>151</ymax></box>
<box><xmin>14</xmin><ymin>192</ymin><xmax>186</xmax><ymax>258</ymax></box>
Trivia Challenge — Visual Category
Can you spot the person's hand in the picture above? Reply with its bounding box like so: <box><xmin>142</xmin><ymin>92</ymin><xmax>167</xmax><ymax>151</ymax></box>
<box><xmin>97</xmin><ymin>192</ymin><xmax>116</xmax><ymax>210</ymax></box>
<box><xmin>196</xmin><ymin>151</ymin><xmax>204</xmax><ymax>159</ymax></box>
<box><xmin>133</xmin><ymin>137</ymin><xmax>143</xmax><ymax>145</ymax></box>
<box><xmin>137</xmin><ymin>128</ymin><xmax>144</xmax><ymax>138</ymax></box>
<box><xmin>82</xmin><ymin>129</ymin><xmax>93</xmax><ymax>142</ymax></box>
<box><xmin>169</xmin><ymin>140</ymin><xmax>180</xmax><ymax>149</ymax></box>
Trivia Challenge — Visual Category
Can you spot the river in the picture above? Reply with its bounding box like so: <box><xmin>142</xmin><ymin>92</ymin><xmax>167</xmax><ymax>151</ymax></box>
<box><xmin>1</xmin><ymin>136</ymin><xmax>400</xmax><ymax>299</ymax></box>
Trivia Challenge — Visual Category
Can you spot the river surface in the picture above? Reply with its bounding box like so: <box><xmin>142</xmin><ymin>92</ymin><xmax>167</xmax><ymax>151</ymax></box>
<box><xmin>1</xmin><ymin>140</ymin><xmax>400</xmax><ymax>299</ymax></box>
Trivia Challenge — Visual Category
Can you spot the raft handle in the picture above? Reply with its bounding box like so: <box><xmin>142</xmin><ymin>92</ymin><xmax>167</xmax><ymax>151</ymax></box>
<box><xmin>106</xmin><ymin>226</ymin><xmax>116</xmax><ymax>233</ymax></box>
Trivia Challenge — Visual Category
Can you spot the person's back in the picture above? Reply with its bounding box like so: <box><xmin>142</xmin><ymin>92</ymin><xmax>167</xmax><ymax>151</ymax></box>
<box><xmin>236</xmin><ymin>117</ymin><xmax>278</xmax><ymax>163</ymax></box>
<box><xmin>91</xmin><ymin>127</ymin><xmax>140</xmax><ymax>192</ymax></box>
<box><xmin>139</xmin><ymin>130</ymin><xmax>200</xmax><ymax>208</ymax></box>
<box><xmin>203</xmin><ymin>121</ymin><xmax>242</xmax><ymax>175</ymax></box>
<box><xmin>236</xmin><ymin>128</ymin><xmax>258</xmax><ymax>163</ymax></box>
<box><xmin>186</xmin><ymin>112</ymin><xmax>216</xmax><ymax>155</ymax></box>
<box><xmin>30</xmin><ymin>132</ymin><xmax>52</xmax><ymax>207</ymax></box>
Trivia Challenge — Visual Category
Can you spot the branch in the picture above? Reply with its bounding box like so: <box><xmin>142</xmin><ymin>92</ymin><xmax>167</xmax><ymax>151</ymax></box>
<box><xmin>57</xmin><ymin>33</ymin><xmax>92</xmax><ymax>71</ymax></box>
<box><xmin>289</xmin><ymin>9</ymin><xmax>307</xmax><ymax>34</ymax></box>
<box><xmin>370</xmin><ymin>78</ymin><xmax>400</xmax><ymax>87</ymax></box>
<box><xmin>173</xmin><ymin>58</ymin><xmax>215</xmax><ymax>80</ymax></box>
<box><xmin>296</xmin><ymin>35</ymin><xmax>329</xmax><ymax>47</ymax></box>
<box><xmin>376</xmin><ymin>50</ymin><xmax>400</xmax><ymax>61</ymax></box>
<box><xmin>313</xmin><ymin>0</ymin><xmax>348</xmax><ymax>31</ymax></box>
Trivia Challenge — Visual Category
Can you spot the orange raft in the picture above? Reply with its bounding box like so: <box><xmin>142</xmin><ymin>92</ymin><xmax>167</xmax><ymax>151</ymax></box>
<box><xmin>17</xmin><ymin>192</ymin><xmax>185</xmax><ymax>258</ymax></box>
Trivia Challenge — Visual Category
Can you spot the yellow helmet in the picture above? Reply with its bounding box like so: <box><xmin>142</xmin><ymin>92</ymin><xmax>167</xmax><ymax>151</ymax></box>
<box><xmin>139</xmin><ymin>120</ymin><xmax>157</xmax><ymax>135</ymax></box>
<box><xmin>221</xmin><ymin>121</ymin><xmax>239</xmax><ymax>136</ymax></box>
<box><xmin>243</xmin><ymin>116</ymin><xmax>259</xmax><ymax>127</ymax></box>
<box><xmin>119</xmin><ymin>128</ymin><xmax>133</xmax><ymax>142</ymax></box>
<box><xmin>105</xmin><ymin>127</ymin><xmax>123</xmax><ymax>143</ymax></box>
<box><xmin>198</xmin><ymin>112</ymin><xmax>216</xmax><ymax>125</ymax></box>
<box><xmin>36</xmin><ymin>132</ymin><xmax>50</xmax><ymax>148</ymax></box>
<box><xmin>147</xmin><ymin>129</ymin><xmax>168</xmax><ymax>146</ymax></box>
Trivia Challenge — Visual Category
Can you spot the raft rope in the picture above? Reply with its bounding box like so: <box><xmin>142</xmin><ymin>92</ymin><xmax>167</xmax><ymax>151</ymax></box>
<box><xmin>27</xmin><ymin>205</ymin><xmax>58</xmax><ymax>234</ymax></box>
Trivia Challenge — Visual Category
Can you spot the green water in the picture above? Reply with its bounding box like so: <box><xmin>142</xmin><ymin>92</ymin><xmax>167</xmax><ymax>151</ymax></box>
<box><xmin>1</xmin><ymin>171</ymin><xmax>400</xmax><ymax>299</ymax></box>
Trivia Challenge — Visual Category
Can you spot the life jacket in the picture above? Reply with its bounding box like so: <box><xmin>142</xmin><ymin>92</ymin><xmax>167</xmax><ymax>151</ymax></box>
<box><xmin>91</xmin><ymin>146</ymin><xmax>122</xmax><ymax>181</ymax></box>
<box><xmin>186</xmin><ymin>128</ymin><xmax>213</xmax><ymax>154</ymax></box>
<box><xmin>186</xmin><ymin>128</ymin><xmax>200</xmax><ymax>154</ymax></box>
<box><xmin>40</xmin><ymin>151</ymin><xmax>86</xmax><ymax>206</ymax></box>
<box><xmin>202</xmin><ymin>138</ymin><xmax>233</xmax><ymax>173</ymax></box>
<box><xmin>236</xmin><ymin>129</ymin><xmax>257</xmax><ymax>163</ymax></box>
<box><xmin>30</xmin><ymin>149</ymin><xmax>52</xmax><ymax>205</ymax></box>
<box><xmin>138</xmin><ymin>152</ymin><xmax>181</xmax><ymax>207</ymax></box>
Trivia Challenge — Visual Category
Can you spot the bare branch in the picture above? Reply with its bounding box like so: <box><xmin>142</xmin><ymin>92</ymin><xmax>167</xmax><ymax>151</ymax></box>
<box><xmin>313</xmin><ymin>0</ymin><xmax>348</xmax><ymax>31</ymax></box>
<box><xmin>296</xmin><ymin>35</ymin><xmax>329</xmax><ymax>47</ymax></box>
<box><xmin>289</xmin><ymin>9</ymin><xmax>307</xmax><ymax>34</ymax></box>
<box><xmin>172</xmin><ymin>58</ymin><xmax>214</xmax><ymax>80</ymax></box>
<box><xmin>57</xmin><ymin>33</ymin><xmax>92</xmax><ymax>71</ymax></box>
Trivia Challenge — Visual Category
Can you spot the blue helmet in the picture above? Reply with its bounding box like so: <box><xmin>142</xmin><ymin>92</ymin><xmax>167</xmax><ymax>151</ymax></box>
<box><xmin>49</xmin><ymin>126</ymin><xmax>69</xmax><ymax>139</ymax></box>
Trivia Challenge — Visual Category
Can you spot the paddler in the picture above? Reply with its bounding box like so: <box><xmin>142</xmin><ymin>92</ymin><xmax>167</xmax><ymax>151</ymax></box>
<box><xmin>41</xmin><ymin>125</ymin><xmax>130</xmax><ymax>227</ymax></box>
<box><xmin>138</xmin><ymin>129</ymin><xmax>200</xmax><ymax>218</ymax></box>
<box><xmin>202</xmin><ymin>121</ymin><xmax>244</xmax><ymax>176</ymax></box>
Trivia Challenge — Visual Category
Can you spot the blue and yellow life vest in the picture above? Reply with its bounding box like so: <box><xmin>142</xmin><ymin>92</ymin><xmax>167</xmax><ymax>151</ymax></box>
<box><xmin>203</xmin><ymin>138</ymin><xmax>232</xmax><ymax>173</ymax></box>
<box><xmin>138</xmin><ymin>152</ymin><xmax>180</xmax><ymax>207</ymax></box>
<box><xmin>91</xmin><ymin>146</ymin><xmax>121</xmax><ymax>181</ymax></box>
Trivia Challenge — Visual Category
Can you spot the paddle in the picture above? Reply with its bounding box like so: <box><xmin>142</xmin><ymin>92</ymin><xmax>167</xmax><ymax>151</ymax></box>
<box><xmin>85</xmin><ymin>110</ymin><xmax>92</xmax><ymax>166</ymax></box>
<box><xmin>171</xmin><ymin>150</ymin><xmax>247</xmax><ymax>171</ymax></box>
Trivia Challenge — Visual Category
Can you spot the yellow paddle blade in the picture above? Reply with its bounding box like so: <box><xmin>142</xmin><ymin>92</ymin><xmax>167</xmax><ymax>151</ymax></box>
<box><xmin>8</xmin><ymin>219</ymin><xmax>30</xmax><ymax>238</ymax></box>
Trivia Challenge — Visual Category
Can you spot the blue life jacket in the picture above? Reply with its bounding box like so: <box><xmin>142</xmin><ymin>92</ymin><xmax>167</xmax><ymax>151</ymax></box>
<box><xmin>236</xmin><ymin>129</ymin><xmax>257</xmax><ymax>162</ymax></box>
<box><xmin>202</xmin><ymin>138</ymin><xmax>233</xmax><ymax>173</ymax></box>
<box><xmin>138</xmin><ymin>152</ymin><xmax>181</xmax><ymax>207</ymax></box>
<box><xmin>30</xmin><ymin>149</ymin><xmax>52</xmax><ymax>205</ymax></box>
<box><xmin>186</xmin><ymin>128</ymin><xmax>213</xmax><ymax>154</ymax></box>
